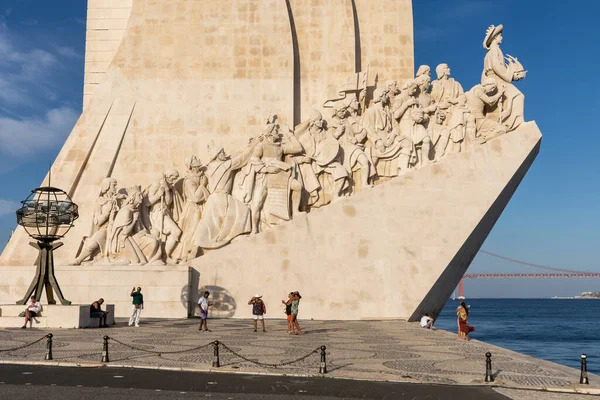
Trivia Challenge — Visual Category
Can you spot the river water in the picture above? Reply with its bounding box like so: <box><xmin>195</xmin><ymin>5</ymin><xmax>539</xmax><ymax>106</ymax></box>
<box><xmin>434</xmin><ymin>298</ymin><xmax>600</xmax><ymax>373</ymax></box>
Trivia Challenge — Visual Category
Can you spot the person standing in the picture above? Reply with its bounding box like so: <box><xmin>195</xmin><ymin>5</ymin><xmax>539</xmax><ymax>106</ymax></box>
<box><xmin>129</xmin><ymin>287</ymin><xmax>143</xmax><ymax>327</ymax></box>
<box><xmin>456</xmin><ymin>301</ymin><xmax>474</xmax><ymax>340</ymax></box>
<box><xmin>21</xmin><ymin>296</ymin><xmax>42</xmax><ymax>329</ymax></box>
<box><xmin>282</xmin><ymin>293</ymin><xmax>294</xmax><ymax>334</ymax></box>
<box><xmin>198</xmin><ymin>291</ymin><xmax>213</xmax><ymax>332</ymax></box>
<box><xmin>291</xmin><ymin>291</ymin><xmax>302</xmax><ymax>335</ymax></box>
<box><xmin>248</xmin><ymin>294</ymin><xmax>266</xmax><ymax>332</ymax></box>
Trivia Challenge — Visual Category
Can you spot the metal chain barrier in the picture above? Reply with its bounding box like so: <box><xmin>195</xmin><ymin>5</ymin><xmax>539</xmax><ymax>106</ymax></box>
<box><xmin>220</xmin><ymin>342</ymin><xmax>320</xmax><ymax>368</ymax></box>
<box><xmin>107</xmin><ymin>336</ymin><xmax>213</xmax><ymax>355</ymax></box>
<box><xmin>0</xmin><ymin>333</ymin><xmax>326</xmax><ymax>372</ymax></box>
<box><xmin>0</xmin><ymin>334</ymin><xmax>49</xmax><ymax>352</ymax></box>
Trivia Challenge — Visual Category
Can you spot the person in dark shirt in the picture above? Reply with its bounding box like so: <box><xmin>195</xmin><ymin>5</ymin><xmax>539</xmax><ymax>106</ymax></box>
<box><xmin>248</xmin><ymin>294</ymin><xmax>266</xmax><ymax>332</ymax></box>
<box><xmin>281</xmin><ymin>292</ymin><xmax>294</xmax><ymax>334</ymax></box>
<box><xmin>129</xmin><ymin>287</ymin><xmax>144</xmax><ymax>327</ymax></box>
<box><xmin>90</xmin><ymin>298</ymin><xmax>109</xmax><ymax>328</ymax></box>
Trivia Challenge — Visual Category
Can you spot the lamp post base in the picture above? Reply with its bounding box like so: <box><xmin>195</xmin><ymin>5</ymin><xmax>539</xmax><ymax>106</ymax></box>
<box><xmin>16</xmin><ymin>241</ymin><xmax>71</xmax><ymax>306</ymax></box>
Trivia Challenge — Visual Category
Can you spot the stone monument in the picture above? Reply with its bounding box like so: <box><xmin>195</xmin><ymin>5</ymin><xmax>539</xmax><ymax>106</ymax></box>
<box><xmin>0</xmin><ymin>1</ymin><xmax>540</xmax><ymax>323</ymax></box>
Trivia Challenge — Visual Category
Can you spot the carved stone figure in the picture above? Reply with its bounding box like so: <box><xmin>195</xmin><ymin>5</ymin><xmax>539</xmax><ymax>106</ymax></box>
<box><xmin>444</xmin><ymin>94</ymin><xmax>476</xmax><ymax>154</ymax></box>
<box><xmin>415</xmin><ymin>74</ymin><xmax>437</xmax><ymax>123</ymax></box>
<box><xmin>407</xmin><ymin>108</ymin><xmax>432</xmax><ymax>166</ymax></box>
<box><xmin>384</xmin><ymin>79</ymin><xmax>403</xmax><ymax>130</ymax></box>
<box><xmin>143</xmin><ymin>169</ymin><xmax>183</xmax><ymax>264</ymax></box>
<box><xmin>429</xmin><ymin>110</ymin><xmax>450</xmax><ymax>159</ymax></box>
<box><xmin>234</xmin><ymin>117</ymin><xmax>304</xmax><ymax>233</ymax></box>
<box><xmin>415</xmin><ymin>64</ymin><xmax>431</xmax><ymax>79</ymax></box>
<box><xmin>347</xmin><ymin>96</ymin><xmax>363</xmax><ymax>118</ymax></box>
<box><xmin>109</xmin><ymin>185</ymin><xmax>161</xmax><ymax>265</ymax></box>
<box><xmin>295</xmin><ymin>109</ymin><xmax>349</xmax><ymax>207</ymax></box>
<box><xmin>430</xmin><ymin>63</ymin><xmax>464</xmax><ymax>109</ymax></box>
<box><xmin>69</xmin><ymin>178</ymin><xmax>125</xmax><ymax>265</ymax></box>
<box><xmin>467</xmin><ymin>78</ymin><xmax>505</xmax><ymax>142</ymax></box>
<box><xmin>176</xmin><ymin>156</ymin><xmax>209</xmax><ymax>262</ymax></box>
<box><xmin>330</xmin><ymin>101</ymin><xmax>374</xmax><ymax>189</ymax></box>
<box><xmin>364</xmin><ymin>88</ymin><xmax>413</xmax><ymax>178</ymax></box>
<box><xmin>482</xmin><ymin>24</ymin><xmax>526</xmax><ymax>132</ymax></box>
<box><xmin>394</xmin><ymin>79</ymin><xmax>420</xmax><ymax>135</ymax></box>
<box><xmin>193</xmin><ymin>141</ymin><xmax>255</xmax><ymax>249</ymax></box>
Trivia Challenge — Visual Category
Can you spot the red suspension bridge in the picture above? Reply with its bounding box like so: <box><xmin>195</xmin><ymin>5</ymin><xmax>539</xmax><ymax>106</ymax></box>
<box><xmin>457</xmin><ymin>250</ymin><xmax>600</xmax><ymax>297</ymax></box>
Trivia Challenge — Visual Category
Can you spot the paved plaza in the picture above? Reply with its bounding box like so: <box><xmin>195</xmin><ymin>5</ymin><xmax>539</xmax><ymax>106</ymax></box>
<box><xmin>0</xmin><ymin>319</ymin><xmax>597</xmax><ymax>398</ymax></box>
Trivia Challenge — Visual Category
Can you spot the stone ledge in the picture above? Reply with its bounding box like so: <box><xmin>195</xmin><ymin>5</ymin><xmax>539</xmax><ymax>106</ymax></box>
<box><xmin>0</xmin><ymin>304</ymin><xmax>115</xmax><ymax>328</ymax></box>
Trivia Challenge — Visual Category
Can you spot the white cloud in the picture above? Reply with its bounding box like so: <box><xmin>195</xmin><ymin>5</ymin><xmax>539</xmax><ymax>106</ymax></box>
<box><xmin>56</xmin><ymin>46</ymin><xmax>81</xmax><ymax>59</ymax></box>
<box><xmin>0</xmin><ymin>107</ymin><xmax>79</xmax><ymax>156</ymax></box>
<box><xmin>0</xmin><ymin>30</ymin><xmax>58</xmax><ymax>81</ymax></box>
<box><xmin>0</xmin><ymin>199</ymin><xmax>20</xmax><ymax>216</ymax></box>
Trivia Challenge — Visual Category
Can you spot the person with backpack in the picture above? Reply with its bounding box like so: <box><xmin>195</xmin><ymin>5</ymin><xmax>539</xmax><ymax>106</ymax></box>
<box><xmin>248</xmin><ymin>294</ymin><xmax>266</xmax><ymax>332</ymax></box>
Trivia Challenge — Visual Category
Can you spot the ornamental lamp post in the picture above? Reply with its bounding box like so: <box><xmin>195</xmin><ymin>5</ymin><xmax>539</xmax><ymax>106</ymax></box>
<box><xmin>15</xmin><ymin>186</ymin><xmax>78</xmax><ymax>305</ymax></box>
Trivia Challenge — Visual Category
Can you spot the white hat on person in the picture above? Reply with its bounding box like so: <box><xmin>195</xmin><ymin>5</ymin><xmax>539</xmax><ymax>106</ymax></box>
<box><xmin>254</xmin><ymin>293</ymin><xmax>262</xmax><ymax>298</ymax></box>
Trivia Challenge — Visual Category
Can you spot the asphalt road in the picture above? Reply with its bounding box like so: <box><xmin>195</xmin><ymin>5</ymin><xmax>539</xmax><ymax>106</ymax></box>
<box><xmin>0</xmin><ymin>364</ymin><xmax>511</xmax><ymax>399</ymax></box>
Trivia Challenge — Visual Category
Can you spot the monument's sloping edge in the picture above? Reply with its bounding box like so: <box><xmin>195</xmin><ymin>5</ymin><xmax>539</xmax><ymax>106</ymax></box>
<box><xmin>408</xmin><ymin>128</ymin><xmax>542</xmax><ymax>321</ymax></box>
<box><xmin>190</xmin><ymin>122</ymin><xmax>542</xmax><ymax>320</ymax></box>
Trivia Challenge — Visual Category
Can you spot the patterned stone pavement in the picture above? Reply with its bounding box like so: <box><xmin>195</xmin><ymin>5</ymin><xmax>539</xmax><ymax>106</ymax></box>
<box><xmin>0</xmin><ymin>318</ymin><xmax>597</xmax><ymax>395</ymax></box>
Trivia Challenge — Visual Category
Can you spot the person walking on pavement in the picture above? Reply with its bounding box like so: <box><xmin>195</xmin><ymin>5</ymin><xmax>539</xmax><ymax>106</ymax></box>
<box><xmin>248</xmin><ymin>294</ymin><xmax>266</xmax><ymax>332</ymax></box>
<box><xmin>198</xmin><ymin>291</ymin><xmax>213</xmax><ymax>332</ymax></box>
<box><xmin>129</xmin><ymin>287</ymin><xmax>143</xmax><ymax>327</ymax></box>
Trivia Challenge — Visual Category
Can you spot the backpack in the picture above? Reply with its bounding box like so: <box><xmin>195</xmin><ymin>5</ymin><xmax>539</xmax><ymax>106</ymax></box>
<box><xmin>262</xmin><ymin>302</ymin><xmax>267</xmax><ymax>314</ymax></box>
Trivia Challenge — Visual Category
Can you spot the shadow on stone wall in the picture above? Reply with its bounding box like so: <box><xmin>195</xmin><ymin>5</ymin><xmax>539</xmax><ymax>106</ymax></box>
<box><xmin>181</xmin><ymin>269</ymin><xmax>237</xmax><ymax>318</ymax></box>
<box><xmin>197</xmin><ymin>285</ymin><xmax>237</xmax><ymax>318</ymax></box>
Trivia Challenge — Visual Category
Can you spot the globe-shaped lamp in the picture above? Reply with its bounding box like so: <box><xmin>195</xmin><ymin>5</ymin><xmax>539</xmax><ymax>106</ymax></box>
<box><xmin>16</xmin><ymin>186</ymin><xmax>79</xmax><ymax>242</ymax></box>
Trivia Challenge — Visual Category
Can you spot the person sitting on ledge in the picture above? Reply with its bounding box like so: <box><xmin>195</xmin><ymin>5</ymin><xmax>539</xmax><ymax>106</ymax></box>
<box><xmin>419</xmin><ymin>313</ymin><xmax>435</xmax><ymax>329</ymax></box>
<box><xmin>22</xmin><ymin>296</ymin><xmax>42</xmax><ymax>329</ymax></box>
<box><xmin>90</xmin><ymin>298</ymin><xmax>109</xmax><ymax>328</ymax></box>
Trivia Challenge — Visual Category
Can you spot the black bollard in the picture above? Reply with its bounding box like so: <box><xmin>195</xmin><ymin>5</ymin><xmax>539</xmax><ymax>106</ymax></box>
<box><xmin>212</xmin><ymin>341</ymin><xmax>220</xmax><ymax>368</ymax></box>
<box><xmin>45</xmin><ymin>334</ymin><xmax>53</xmax><ymax>361</ymax></box>
<box><xmin>102</xmin><ymin>335</ymin><xmax>110</xmax><ymax>363</ymax></box>
<box><xmin>485</xmin><ymin>352</ymin><xmax>494</xmax><ymax>382</ymax></box>
<box><xmin>580</xmin><ymin>354</ymin><xmax>589</xmax><ymax>384</ymax></box>
<box><xmin>319</xmin><ymin>346</ymin><xmax>327</xmax><ymax>374</ymax></box>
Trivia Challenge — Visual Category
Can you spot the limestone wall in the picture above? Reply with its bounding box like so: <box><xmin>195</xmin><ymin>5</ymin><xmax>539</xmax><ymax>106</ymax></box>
<box><xmin>0</xmin><ymin>266</ymin><xmax>191</xmax><ymax>318</ymax></box>
<box><xmin>83</xmin><ymin>0</ymin><xmax>133</xmax><ymax>109</ymax></box>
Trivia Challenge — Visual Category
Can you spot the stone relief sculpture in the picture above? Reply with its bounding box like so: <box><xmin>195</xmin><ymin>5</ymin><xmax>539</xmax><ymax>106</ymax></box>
<box><xmin>295</xmin><ymin>109</ymin><xmax>349</xmax><ymax>207</ymax></box>
<box><xmin>430</xmin><ymin>63</ymin><xmax>464</xmax><ymax>109</ymax></box>
<box><xmin>482</xmin><ymin>24</ymin><xmax>526</xmax><ymax>132</ymax></box>
<box><xmin>415</xmin><ymin>74</ymin><xmax>437</xmax><ymax>122</ymax></box>
<box><xmin>415</xmin><ymin>64</ymin><xmax>431</xmax><ymax>79</ymax></box>
<box><xmin>407</xmin><ymin>108</ymin><xmax>433</xmax><ymax>167</ymax></box>
<box><xmin>233</xmin><ymin>116</ymin><xmax>304</xmax><ymax>233</ymax></box>
<box><xmin>429</xmin><ymin>111</ymin><xmax>450</xmax><ymax>160</ymax></box>
<box><xmin>67</xmin><ymin>24</ymin><xmax>531</xmax><ymax>266</ymax></box>
<box><xmin>192</xmin><ymin>141</ymin><xmax>255</xmax><ymax>250</ymax></box>
<box><xmin>330</xmin><ymin>101</ymin><xmax>374</xmax><ymax>190</ymax></box>
<box><xmin>109</xmin><ymin>185</ymin><xmax>161</xmax><ymax>265</ymax></box>
<box><xmin>142</xmin><ymin>169</ymin><xmax>182</xmax><ymax>264</ymax></box>
<box><xmin>176</xmin><ymin>156</ymin><xmax>209</xmax><ymax>262</ymax></box>
<box><xmin>69</xmin><ymin>178</ymin><xmax>125</xmax><ymax>265</ymax></box>
<box><xmin>364</xmin><ymin>88</ymin><xmax>413</xmax><ymax>178</ymax></box>
<box><xmin>467</xmin><ymin>78</ymin><xmax>505</xmax><ymax>143</ymax></box>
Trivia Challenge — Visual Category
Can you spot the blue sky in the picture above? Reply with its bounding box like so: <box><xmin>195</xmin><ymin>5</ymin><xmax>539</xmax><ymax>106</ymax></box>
<box><xmin>0</xmin><ymin>0</ymin><xmax>598</xmax><ymax>297</ymax></box>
